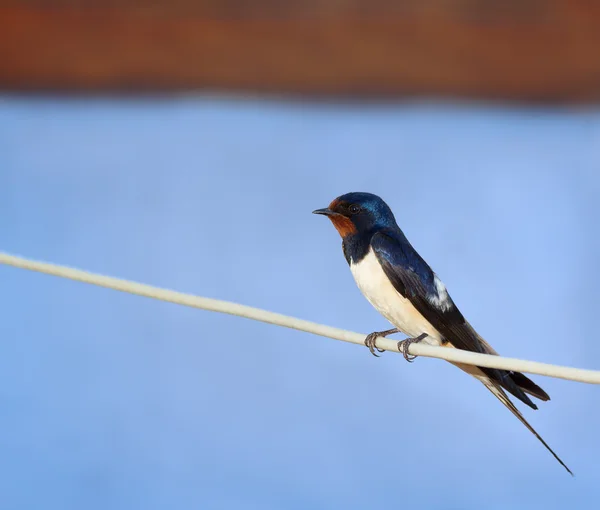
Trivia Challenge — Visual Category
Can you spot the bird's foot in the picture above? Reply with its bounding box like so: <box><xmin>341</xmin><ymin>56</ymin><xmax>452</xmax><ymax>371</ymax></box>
<box><xmin>364</xmin><ymin>328</ymin><xmax>400</xmax><ymax>357</ymax></box>
<box><xmin>398</xmin><ymin>333</ymin><xmax>428</xmax><ymax>362</ymax></box>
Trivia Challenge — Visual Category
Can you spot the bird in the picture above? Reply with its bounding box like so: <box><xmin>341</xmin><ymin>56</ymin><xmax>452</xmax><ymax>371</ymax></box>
<box><xmin>313</xmin><ymin>191</ymin><xmax>572</xmax><ymax>475</ymax></box>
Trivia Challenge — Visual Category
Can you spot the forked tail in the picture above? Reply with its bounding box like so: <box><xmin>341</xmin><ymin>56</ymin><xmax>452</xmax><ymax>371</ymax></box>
<box><xmin>483</xmin><ymin>382</ymin><xmax>573</xmax><ymax>475</ymax></box>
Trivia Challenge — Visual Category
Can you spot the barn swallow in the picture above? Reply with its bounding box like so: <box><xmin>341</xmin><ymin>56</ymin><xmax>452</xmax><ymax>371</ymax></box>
<box><xmin>313</xmin><ymin>191</ymin><xmax>571</xmax><ymax>475</ymax></box>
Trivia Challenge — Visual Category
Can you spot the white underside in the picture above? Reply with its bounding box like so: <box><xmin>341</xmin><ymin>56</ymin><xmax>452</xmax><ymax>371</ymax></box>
<box><xmin>350</xmin><ymin>249</ymin><xmax>444</xmax><ymax>346</ymax></box>
<box><xmin>350</xmin><ymin>249</ymin><xmax>498</xmax><ymax>385</ymax></box>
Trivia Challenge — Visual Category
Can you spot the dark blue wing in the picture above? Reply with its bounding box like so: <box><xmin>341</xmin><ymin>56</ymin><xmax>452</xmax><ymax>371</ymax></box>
<box><xmin>371</xmin><ymin>230</ymin><xmax>541</xmax><ymax>409</ymax></box>
<box><xmin>370</xmin><ymin>230</ymin><xmax>475</xmax><ymax>346</ymax></box>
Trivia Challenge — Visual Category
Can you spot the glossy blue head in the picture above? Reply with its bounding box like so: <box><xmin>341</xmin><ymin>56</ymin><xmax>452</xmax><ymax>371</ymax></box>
<box><xmin>312</xmin><ymin>192</ymin><xmax>398</xmax><ymax>239</ymax></box>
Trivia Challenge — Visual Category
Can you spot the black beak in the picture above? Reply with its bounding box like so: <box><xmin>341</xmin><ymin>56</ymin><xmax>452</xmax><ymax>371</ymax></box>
<box><xmin>312</xmin><ymin>208</ymin><xmax>335</xmax><ymax>216</ymax></box>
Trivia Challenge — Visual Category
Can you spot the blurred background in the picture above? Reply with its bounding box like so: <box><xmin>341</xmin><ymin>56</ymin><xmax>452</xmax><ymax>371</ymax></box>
<box><xmin>1</xmin><ymin>2</ymin><xmax>600</xmax><ymax>509</ymax></box>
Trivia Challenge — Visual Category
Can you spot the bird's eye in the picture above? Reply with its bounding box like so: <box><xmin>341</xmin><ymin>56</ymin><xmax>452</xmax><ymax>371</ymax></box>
<box><xmin>349</xmin><ymin>204</ymin><xmax>361</xmax><ymax>215</ymax></box>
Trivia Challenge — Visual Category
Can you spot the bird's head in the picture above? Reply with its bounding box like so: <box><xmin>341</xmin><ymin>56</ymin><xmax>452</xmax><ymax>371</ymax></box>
<box><xmin>313</xmin><ymin>192</ymin><xmax>397</xmax><ymax>238</ymax></box>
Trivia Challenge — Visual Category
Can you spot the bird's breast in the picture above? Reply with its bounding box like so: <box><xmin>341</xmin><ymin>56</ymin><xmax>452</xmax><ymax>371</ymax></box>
<box><xmin>349</xmin><ymin>249</ymin><xmax>443</xmax><ymax>344</ymax></box>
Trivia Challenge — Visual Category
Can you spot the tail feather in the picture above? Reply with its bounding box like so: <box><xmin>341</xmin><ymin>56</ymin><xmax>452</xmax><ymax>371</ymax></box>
<box><xmin>510</xmin><ymin>372</ymin><xmax>550</xmax><ymax>401</ymax></box>
<box><xmin>451</xmin><ymin>326</ymin><xmax>567</xmax><ymax>472</ymax></box>
<box><xmin>483</xmin><ymin>382</ymin><xmax>572</xmax><ymax>475</ymax></box>
<box><xmin>462</xmin><ymin>329</ymin><xmax>551</xmax><ymax>405</ymax></box>
<box><xmin>493</xmin><ymin>370</ymin><xmax>538</xmax><ymax>409</ymax></box>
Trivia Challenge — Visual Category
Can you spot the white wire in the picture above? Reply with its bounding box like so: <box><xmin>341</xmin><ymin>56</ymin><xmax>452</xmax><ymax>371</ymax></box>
<box><xmin>1</xmin><ymin>251</ymin><xmax>599</xmax><ymax>385</ymax></box>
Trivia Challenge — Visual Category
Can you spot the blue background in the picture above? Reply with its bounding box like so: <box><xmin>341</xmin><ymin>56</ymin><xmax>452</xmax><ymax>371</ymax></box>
<box><xmin>1</xmin><ymin>97</ymin><xmax>599</xmax><ymax>508</ymax></box>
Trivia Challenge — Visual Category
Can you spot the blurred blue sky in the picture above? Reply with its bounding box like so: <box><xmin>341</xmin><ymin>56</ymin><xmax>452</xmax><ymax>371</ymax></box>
<box><xmin>1</xmin><ymin>96</ymin><xmax>600</xmax><ymax>509</ymax></box>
